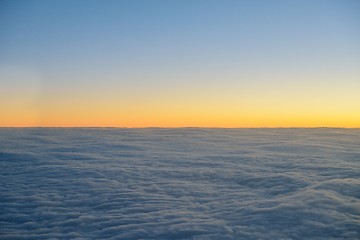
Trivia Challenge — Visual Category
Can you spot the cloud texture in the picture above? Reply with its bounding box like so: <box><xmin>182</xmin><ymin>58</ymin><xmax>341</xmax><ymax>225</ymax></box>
<box><xmin>1</xmin><ymin>128</ymin><xmax>359</xmax><ymax>239</ymax></box>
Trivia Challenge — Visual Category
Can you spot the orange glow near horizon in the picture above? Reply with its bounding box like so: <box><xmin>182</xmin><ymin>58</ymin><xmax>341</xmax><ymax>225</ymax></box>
<box><xmin>1</xmin><ymin>75</ymin><xmax>360</xmax><ymax>128</ymax></box>
<box><xmin>1</xmin><ymin>74</ymin><xmax>360</xmax><ymax>128</ymax></box>
<box><xmin>1</xmin><ymin>91</ymin><xmax>359</xmax><ymax>128</ymax></box>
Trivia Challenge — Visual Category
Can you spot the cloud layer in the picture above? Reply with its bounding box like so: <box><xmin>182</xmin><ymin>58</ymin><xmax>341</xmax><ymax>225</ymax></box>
<box><xmin>1</xmin><ymin>128</ymin><xmax>359</xmax><ymax>239</ymax></box>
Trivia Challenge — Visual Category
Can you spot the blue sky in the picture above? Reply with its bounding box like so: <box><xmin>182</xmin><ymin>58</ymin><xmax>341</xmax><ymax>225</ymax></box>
<box><xmin>1</xmin><ymin>0</ymin><xmax>359</xmax><ymax>127</ymax></box>
<box><xmin>2</xmin><ymin>0</ymin><xmax>359</xmax><ymax>73</ymax></box>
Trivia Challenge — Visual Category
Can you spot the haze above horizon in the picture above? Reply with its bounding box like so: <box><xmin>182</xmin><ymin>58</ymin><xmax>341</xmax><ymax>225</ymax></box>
<box><xmin>1</xmin><ymin>0</ymin><xmax>359</xmax><ymax>128</ymax></box>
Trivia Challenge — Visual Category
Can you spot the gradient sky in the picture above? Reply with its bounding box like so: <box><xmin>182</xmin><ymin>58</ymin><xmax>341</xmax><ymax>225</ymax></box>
<box><xmin>1</xmin><ymin>0</ymin><xmax>359</xmax><ymax>127</ymax></box>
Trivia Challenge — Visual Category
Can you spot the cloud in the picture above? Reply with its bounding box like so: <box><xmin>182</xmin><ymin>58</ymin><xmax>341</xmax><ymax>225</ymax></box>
<box><xmin>0</xmin><ymin>128</ymin><xmax>359</xmax><ymax>239</ymax></box>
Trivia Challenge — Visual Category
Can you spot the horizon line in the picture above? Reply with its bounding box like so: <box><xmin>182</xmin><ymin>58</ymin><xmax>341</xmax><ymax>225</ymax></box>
<box><xmin>0</xmin><ymin>126</ymin><xmax>359</xmax><ymax>129</ymax></box>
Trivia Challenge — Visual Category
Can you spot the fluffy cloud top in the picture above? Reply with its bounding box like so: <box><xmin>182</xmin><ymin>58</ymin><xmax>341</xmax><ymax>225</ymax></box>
<box><xmin>1</xmin><ymin>128</ymin><xmax>359</xmax><ymax>239</ymax></box>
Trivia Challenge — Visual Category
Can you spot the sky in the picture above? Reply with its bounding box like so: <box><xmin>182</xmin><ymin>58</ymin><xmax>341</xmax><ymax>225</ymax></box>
<box><xmin>0</xmin><ymin>0</ymin><xmax>359</xmax><ymax>127</ymax></box>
